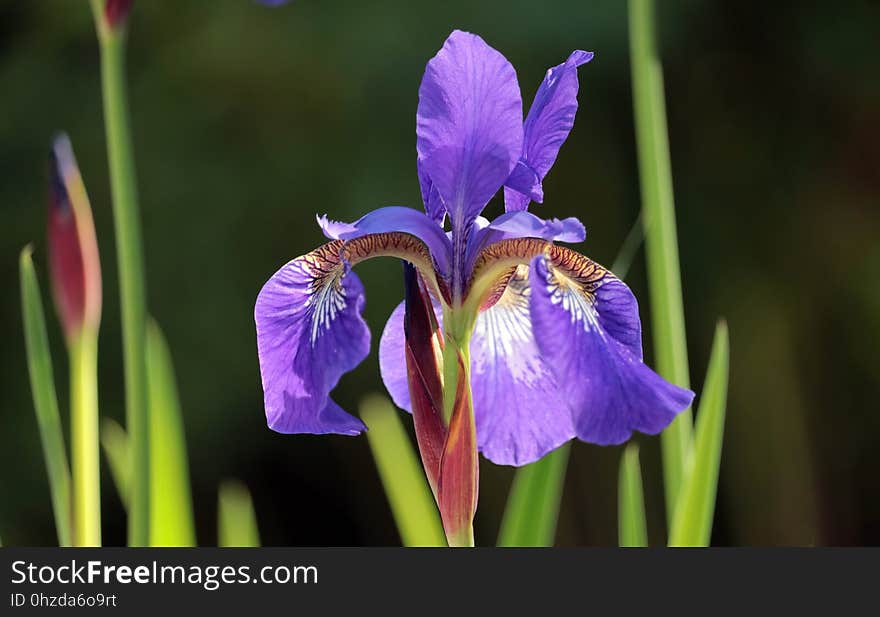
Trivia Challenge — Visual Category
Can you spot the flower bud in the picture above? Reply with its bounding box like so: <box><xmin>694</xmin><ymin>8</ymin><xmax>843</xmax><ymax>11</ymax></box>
<box><xmin>48</xmin><ymin>134</ymin><xmax>102</xmax><ymax>342</ymax></box>
<box><xmin>403</xmin><ymin>263</ymin><xmax>447</xmax><ymax>497</ymax></box>
<box><xmin>104</xmin><ymin>0</ymin><xmax>134</xmax><ymax>29</ymax></box>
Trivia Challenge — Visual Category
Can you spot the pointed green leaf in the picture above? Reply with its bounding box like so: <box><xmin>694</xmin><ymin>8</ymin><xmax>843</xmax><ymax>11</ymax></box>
<box><xmin>628</xmin><ymin>0</ymin><xmax>694</xmax><ymax>524</ymax></box>
<box><xmin>618</xmin><ymin>444</ymin><xmax>648</xmax><ymax>547</ymax></box>
<box><xmin>218</xmin><ymin>480</ymin><xmax>260</xmax><ymax>547</ymax></box>
<box><xmin>20</xmin><ymin>246</ymin><xmax>72</xmax><ymax>547</ymax></box>
<box><xmin>100</xmin><ymin>417</ymin><xmax>130</xmax><ymax>510</ymax></box>
<box><xmin>669</xmin><ymin>321</ymin><xmax>729</xmax><ymax>546</ymax></box>
<box><xmin>360</xmin><ymin>394</ymin><xmax>446</xmax><ymax>547</ymax></box>
<box><xmin>498</xmin><ymin>445</ymin><xmax>569</xmax><ymax>547</ymax></box>
<box><xmin>146</xmin><ymin>319</ymin><xmax>196</xmax><ymax>546</ymax></box>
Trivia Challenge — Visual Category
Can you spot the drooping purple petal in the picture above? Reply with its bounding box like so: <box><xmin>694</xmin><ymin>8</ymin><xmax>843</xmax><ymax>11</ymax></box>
<box><xmin>255</xmin><ymin>245</ymin><xmax>370</xmax><ymax>436</ymax></box>
<box><xmin>317</xmin><ymin>206</ymin><xmax>453</xmax><ymax>276</ymax></box>
<box><xmin>504</xmin><ymin>50</ymin><xmax>594</xmax><ymax>212</ymax></box>
<box><xmin>529</xmin><ymin>254</ymin><xmax>693</xmax><ymax>445</ymax></box>
<box><xmin>470</xmin><ymin>266</ymin><xmax>574</xmax><ymax>466</ymax></box>
<box><xmin>416</xmin><ymin>30</ymin><xmax>523</xmax><ymax>229</ymax></box>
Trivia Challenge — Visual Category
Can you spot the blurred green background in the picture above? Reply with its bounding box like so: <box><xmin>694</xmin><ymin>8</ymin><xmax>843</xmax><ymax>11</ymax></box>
<box><xmin>1</xmin><ymin>0</ymin><xmax>878</xmax><ymax>546</ymax></box>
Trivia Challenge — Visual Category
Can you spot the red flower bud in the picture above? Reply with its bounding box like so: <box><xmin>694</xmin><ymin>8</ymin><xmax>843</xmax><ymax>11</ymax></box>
<box><xmin>104</xmin><ymin>0</ymin><xmax>134</xmax><ymax>29</ymax></box>
<box><xmin>403</xmin><ymin>263</ymin><xmax>447</xmax><ymax>498</ymax></box>
<box><xmin>48</xmin><ymin>134</ymin><xmax>102</xmax><ymax>341</ymax></box>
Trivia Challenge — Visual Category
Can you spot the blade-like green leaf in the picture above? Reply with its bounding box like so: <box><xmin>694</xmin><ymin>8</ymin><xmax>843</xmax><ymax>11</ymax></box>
<box><xmin>20</xmin><ymin>246</ymin><xmax>72</xmax><ymax>547</ymax></box>
<box><xmin>218</xmin><ymin>480</ymin><xmax>260</xmax><ymax>547</ymax></box>
<box><xmin>498</xmin><ymin>445</ymin><xmax>569</xmax><ymax>547</ymax></box>
<box><xmin>146</xmin><ymin>319</ymin><xmax>196</xmax><ymax>546</ymax></box>
<box><xmin>669</xmin><ymin>321</ymin><xmax>729</xmax><ymax>547</ymax></box>
<box><xmin>628</xmin><ymin>0</ymin><xmax>694</xmax><ymax>524</ymax></box>
<box><xmin>100</xmin><ymin>417</ymin><xmax>130</xmax><ymax>510</ymax></box>
<box><xmin>360</xmin><ymin>394</ymin><xmax>446</xmax><ymax>547</ymax></box>
<box><xmin>618</xmin><ymin>444</ymin><xmax>648</xmax><ymax>547</ymax></box>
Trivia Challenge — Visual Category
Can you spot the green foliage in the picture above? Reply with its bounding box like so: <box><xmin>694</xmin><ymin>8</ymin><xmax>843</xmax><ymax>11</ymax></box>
<box><xmin>618</xmin><ymin>444</ymin><xmax>648</xmax><ymax>547</ymax></box>
<box><xmin>147</xmin><ymin>320</ymin><xmax>196</xmax><ymax>546</ymax></box>
<box><xmin>498</xmin><ymin>445</ymin><xmax>570</xmax><ymax>547</ymax></box>
<box><xmin>669</xmin><ymin>322</ymin><xmax>730</xmax><ymax>546</ymax></box>
<box><xmin>360</xmin><ymin>394</ymin><xmax>446</xmax><ymax>547</ymax></box>
<box><xmin>218</xmin><ymin>480</ymin><xmax>261</xmax><ymax>547</ymax></box>
<box><xmin>628</xmin><ymin>0</ymin><xmax>694</xmax><ymax>524</ymax></box>
<box><xmin>100</xmin><ymin>418</ymin><xmax>130</xmax><ymax>510</ymax></box>
<box><xmin>20</xmin><ymin>247</ymin><xmax>72</xmax><ymax>547</ymax></box>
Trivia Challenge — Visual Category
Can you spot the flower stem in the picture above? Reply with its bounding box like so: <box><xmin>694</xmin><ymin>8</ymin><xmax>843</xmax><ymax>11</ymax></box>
<box><xmin>70</xmin><ymin>331</ymin><xmax>101</xmax><ymax>546</ymax></box>
<box><xmin>90</xmin><ymin>1</ymin><xmax>150</xmax><ymax>546</ymax></box>
<box><xmin>628</xmin><ymin>0</ymin><xmax>693</xmax><ymax>526</ymax></box>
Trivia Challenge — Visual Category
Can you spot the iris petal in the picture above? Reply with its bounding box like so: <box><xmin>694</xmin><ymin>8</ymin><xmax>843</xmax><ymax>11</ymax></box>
<box><xmin>470</xmin><ymin>265</ymin><xmax>575</xmax><ymax>466</ymax></box>
<box><xmin>255</xmin><ymin>242</ymin><xmax>370</xmax><ymax>435</ymax></box>
<box><xmin>378</xmin><ymin>300</ymin><xmax>413</xmax><ymax>413</ymax></box>
<box><xmin>317</xmin><ymin>206</ymin><xmax>452</xmax><ymax>277</ymax></box>
<box><xmin>528</xmin><ymin>254</ymin><xmax>693</xmax><ymax>445</ymax></box>
<box><xmin>416</xmin><ymin>30</ymin><xmax>523</xmax><ymax>229</ymax></box>
<box><xmin>504</xmin><ymin>50</ymin><xmax>594</xmax><ymax>212</ymax></box>
<box><xmin>417</xmin><ymin>160</ymin><xmax>447</xmax><ymax>225</ymax></box>
<box><xmin>464</xmin><ymin>211</ymin><xmax>586</xmax><ymax>282</ymax></box>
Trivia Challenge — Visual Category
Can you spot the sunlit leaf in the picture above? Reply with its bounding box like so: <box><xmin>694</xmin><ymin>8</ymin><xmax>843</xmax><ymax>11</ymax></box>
<box><xmin>669</xmin><ymin>321</ymin><xmax>729</xmax><ymax>546</ymax></box>
<box><xmin>498</xmin><ymin>445</ymin><xmax>569</xmax><ymax>547</ymax></box>
<box><xmin>360</xmin><ymin>394</ymin><xmax>446</xmax><ymax>547</ymax></box>
<box><xmin>218</xmin><ymin>480</ymin><xmax>260</xmax><ymax>547</ymax></box>
<box><xmin>628</xmin><ymin>0</ymin><xmax>694</xmax><ymax>523</ymax></box>
<box><xmin>20</xmin><ymin>246</ymin><xmax>72</xmax><ymax>547</ymax></box>
<box><xmin>100</xmin><ymin>417</ymin><xmax>130</xmax><ymax>510</ymax></box>
<box><xmin>618</xmin><ymin>443</ymin><xmax>648</xmax><ymax>547</ymax></box>
<box><xmin>147</xmin><ymin>319</ymin><xmax>196</xmax><ymax>546</ymax></box>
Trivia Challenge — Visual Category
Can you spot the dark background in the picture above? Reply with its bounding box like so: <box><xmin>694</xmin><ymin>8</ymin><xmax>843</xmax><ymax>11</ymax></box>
<box><xmin>1</xmin><ymin>0</ymin><xmax>878</xmax><ymax>546</ymax></box>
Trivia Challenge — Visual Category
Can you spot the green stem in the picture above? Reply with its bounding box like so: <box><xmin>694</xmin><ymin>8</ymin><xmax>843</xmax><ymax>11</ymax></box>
<box><xmin>628</xmin><ymin>0</ymin><xmax>693</xmax><ymax>526</ymax></box>
<box><xmin>90</xmin><ymin>3</ymin><xmax>150</xmax><ymax>546</ymax></box>
<box><xmin>70</xmin><ymin>332</ymin><xmax>101</xmax><ymax>546</ymax></box>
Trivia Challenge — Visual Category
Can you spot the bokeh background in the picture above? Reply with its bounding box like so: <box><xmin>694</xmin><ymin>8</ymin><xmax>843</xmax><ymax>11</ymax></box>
<box><xmin>1</xmin><ymin>0</ymin><xmax>878</xmax><ymax>546</ymax></box>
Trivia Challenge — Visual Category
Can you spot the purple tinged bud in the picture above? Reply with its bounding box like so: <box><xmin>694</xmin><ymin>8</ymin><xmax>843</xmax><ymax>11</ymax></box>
<box><xmin>104</xmin><ymin>0</ymin><xmax>134</xmax><ymax>29</ymax></box>
<box><xmin>48</xmin><ymin>134</ymin><xmax>102</xmax><ymax>341</ymax></box>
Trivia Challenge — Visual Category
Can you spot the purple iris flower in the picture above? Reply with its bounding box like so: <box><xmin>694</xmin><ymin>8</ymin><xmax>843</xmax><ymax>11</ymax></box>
<box><xmin>255</xmin><ymin>30</ymin><xmax>693</xmax><ymax>471</ymax></box>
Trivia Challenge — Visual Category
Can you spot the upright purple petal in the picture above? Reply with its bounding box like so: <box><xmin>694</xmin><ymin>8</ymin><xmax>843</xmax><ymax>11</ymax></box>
<box><xmin>529</xmin><ymin>254</ymin><xmax>693</xmax><ymax>445</ymax></box>
<box><xmin>255</xmin><ymin>243</ymin><xmax>370</xmax><ymax>435</ymax></box>
<box><xmin>417</xmin><ymin>30</ymin><xmax>523</xmax><ymax>228</ymax></box>
<box><xmin>417</xmin><ymin>160</ymin><xmax>447</xmax><ymax>225</ymax></box>
<box><xmin>504</xmin><ymin>50</ymin><xmax>594</xmax><ymax>212</ymax></box>
<box><xmin>317</xmin><ymin>206</ymin><xmax>453</xmax><ymax>277</ymax></box>
<box><xmin>470</xmin><ymin>266</ymin><xmax>574</xmax><ymax>465</ymax></box>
